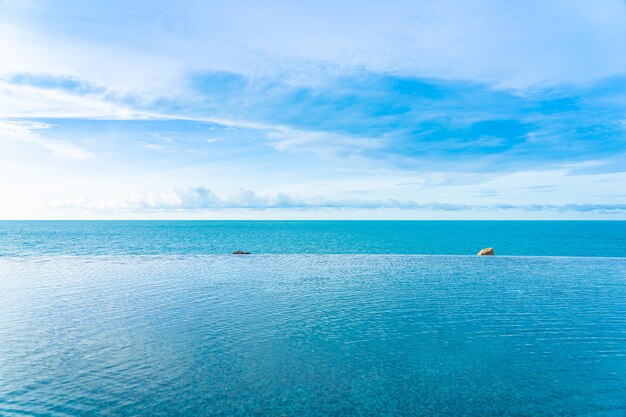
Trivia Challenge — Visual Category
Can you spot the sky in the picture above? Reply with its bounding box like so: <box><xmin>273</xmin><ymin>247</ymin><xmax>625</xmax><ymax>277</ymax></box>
<box><xmin>1</xmin><ymin>0</ymin><xmax>626</xmax><ymax>219</ymax></box>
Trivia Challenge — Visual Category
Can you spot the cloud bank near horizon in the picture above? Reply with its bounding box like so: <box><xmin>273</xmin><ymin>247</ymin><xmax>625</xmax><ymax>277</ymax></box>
<box><xmin>49</xmin><ymin>187</ymin><xmax>626</xmax><ymax>214</ymax></box>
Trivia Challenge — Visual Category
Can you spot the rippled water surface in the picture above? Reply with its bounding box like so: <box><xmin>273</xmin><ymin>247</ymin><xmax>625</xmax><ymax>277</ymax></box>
<box><xmin>0</xmin><ymin>255</ymin><xmax>625</xmax><ymax>416</ymax></box>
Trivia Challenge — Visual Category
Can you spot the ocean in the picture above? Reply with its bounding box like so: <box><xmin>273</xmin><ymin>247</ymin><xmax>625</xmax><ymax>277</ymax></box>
<box><xmin>0</xmin><ymin>221</ymin><xmax>625</xmax><ymax>416</ymax></box>
<box><xmin>1</xmin><ymin>220</ymin><xmax>625</xmax><ymax>257</ymax></box>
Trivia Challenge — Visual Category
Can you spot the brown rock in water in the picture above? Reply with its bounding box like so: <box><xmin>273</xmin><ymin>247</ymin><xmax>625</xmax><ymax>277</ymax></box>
<box><xmin>477</xmin><ymin>247</ymin><xmax>495</xmax><ymax>256</ymax></box>
<box><xmin>233</xmin><ymin>250</ymin><xmax>251</xmax><ymax>255</ymax></box>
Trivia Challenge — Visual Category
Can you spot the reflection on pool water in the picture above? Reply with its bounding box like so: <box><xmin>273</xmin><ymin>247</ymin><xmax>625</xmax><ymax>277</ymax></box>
<box><xmin>0</xmin><ymin>255</ymin><xmax>625</xmax><ymax>416</ymax></box>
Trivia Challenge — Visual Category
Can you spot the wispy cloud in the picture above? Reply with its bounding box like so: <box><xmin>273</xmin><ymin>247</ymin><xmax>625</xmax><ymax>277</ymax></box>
<box><xmin>0</xmin><ymin>120</ymin><xmax>92</xmax><ymax>159</ymax></box>
<box><xmin>8</xmin><ymin>69</ymin><xmax>625</xmax><ymax>172</ymax></box>
<box><xmin>3</xmin><ymin>1</ymin><xmax>626</xmax><ymax>89</ymax></box>
<box><xmin>0</xmin><ymin>78</ymin><xmax>143</xmax><ymax>119</ymax></box>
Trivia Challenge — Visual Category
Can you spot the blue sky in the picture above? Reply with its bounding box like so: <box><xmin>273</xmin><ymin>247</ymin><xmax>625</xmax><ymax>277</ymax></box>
<box><xmin>1</xmin><ymin>0</ymin><xmax>626</xmax><ymax>219</ymax></box>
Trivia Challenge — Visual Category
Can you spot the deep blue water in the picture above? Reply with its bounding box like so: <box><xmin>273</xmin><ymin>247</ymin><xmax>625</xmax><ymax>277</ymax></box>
<box><xmin>0</xmin><ymin>255</ymin><xmax>624</xmax><ymax>416</ymax></box>
<box><xmin>0</xmin><ymin>220</ymin><xmax>625</xmax><ymax>257</ymax></box>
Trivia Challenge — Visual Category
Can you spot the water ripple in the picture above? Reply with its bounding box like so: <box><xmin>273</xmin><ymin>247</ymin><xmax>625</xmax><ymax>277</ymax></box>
<box><xmin>0</xmin><ymin>255</ymin><xmax>625</xmax><ymax>416</ymax></box>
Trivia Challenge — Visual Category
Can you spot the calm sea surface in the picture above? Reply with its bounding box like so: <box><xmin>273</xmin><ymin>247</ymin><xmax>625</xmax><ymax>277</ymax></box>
<box><xmin>0</xmin><ymin>222</ymin><xmax>625</xmax><ymax>416</ymax></box>
<box><xmin>0</xmin><ymin>220</ymin><xmax>625</xmax><ymax>257</ymax></box>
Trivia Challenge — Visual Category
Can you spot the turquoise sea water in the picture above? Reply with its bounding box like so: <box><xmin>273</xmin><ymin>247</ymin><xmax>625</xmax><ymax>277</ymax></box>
<box><xmin>0</xmin><ymin>222</ymin><xmax>625</xmax><ymax>416</ymax></box>
<box><xmin>1</xmin><ymin>220</ymin><xmax>625</xmax><ymax>257</ymax></box>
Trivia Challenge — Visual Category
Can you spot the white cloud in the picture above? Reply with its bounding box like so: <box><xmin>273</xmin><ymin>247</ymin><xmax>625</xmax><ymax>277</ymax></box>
<box><xmin>144</xmin><ymin>143</ymin><xmax>167</xmax><ymax>151</ymax></box>
<box><xmin>0</xmin><ymin>120</ymin><xmax>92</xmax><ymax>159</ymax></box>
<box><xmin>0</xmin><ymin>81</ymin><xmax>145</xmax><ymax>119</ymax></box>
<box><xmin>265</xmin><ymin>129</ymin><xmax>383</xmax><ymax>158</ymax></box>
<box><xmin>2</xmin><ymin>1</ymin><xmax>626</xmax><ymax>92</ymax></box>
<box><xmin>51</xmin><ymin>186</ymin><xmax>626</xmax><ymax>214</ymax></box>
